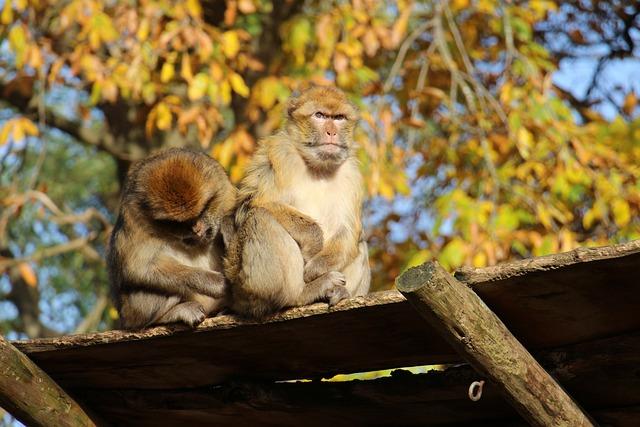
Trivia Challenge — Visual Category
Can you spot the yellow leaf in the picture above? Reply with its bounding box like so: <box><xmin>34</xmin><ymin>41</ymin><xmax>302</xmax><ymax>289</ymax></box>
<box><xmin>472</xmin><ymin>251</ymin><xmax>487</xmax><ymax>268</ymax></box>
<box><xmin>1</xmin><ymin>1</ymin><xmax>13</xmax><ymax>25</ymax></box>
<box><xmin>536</xmin><ymin>204</ymin><xmax>553</xmax><ymax>230</ymax></box>
<box><xmin>0</xmin><ymin>122</ymin><xmax>11</xmax><ymax>145</ymax></box>
<box><xmin>160</xmin><ymin>62</ymin><xmax>175</xmax><ymax>83</ymax></box>
<box><xmin>612</xmin><ymin>199</ymin><xmax>631</xmax><ymax>228</ymax></box>
<box><xmin>220</xmin><ymin>80</ymin><xmax>231</xmax><ymax>105</ymax></box>
<box><xmin>389</xmin><ymin>5</ymin><xmax>412</xmax><ymax>48</ymax></box>
<box><xmin>405</xmin><ymin>250</ymin><xmax>430</xmax><ymax>269</ymax></box>
<box><xmin>108</xmin><ymin>307</ymin><xmax>119</xmax><ymax>320</ymax></box>
<box><xmin>289</xmin><ymin>18</ymin><xmax>311</xmax><ymax>66</ymax></box>
<box><xmin>137</xmin><ymin>18</ymin><xmax>150</xmax><ymax>41</ymax></box>
<box><xmin>221</xmin><ymin>31</ymin><xmax>240</xmax><ymax>59</ymax></box>
<box><xmin>181</xmin><ymin>54</ymin><xmax>193</xmax><ymax>81</ymax></box>
<box><xmin>186</xmin><ymin>0</ymin><xmax>202</xmax><ymax>17</ymax></box>
<box><xmin>155</xmin><ymin>102</ymin><xmax>172</xmax><ymax>130</ymax></box>
<box><xmin>257</xmin><ymin>78</ymin><xmax>278</xmax><ymax>109</ymax></box>
<box><xmin>516</xmin><ymin>127</ymin><xmax>533</xmax><ymax>159</ymax></box>
<box><xmin>12</xmin><ymin>121</ymin><xmax>24</xmax><ymax>141</ymax></box>
<box><xmin>19</xmin><ymin>118</ymin><xmax>39</xmax><ymax>137</ymax></box>
<box><xmin>217</xmin><ymin>139</ymin><xmax>235</xmax><ymax>168</ymax></box>
<box><xmin>623</xmin><ymin>92</ymin><xmax>637</xmax><ymax>116</ymax></box>
<box><xmin>18</xmin><ymin>262</ymin><xmax>37</xmax><ymax>287</ymax></box>
<box><xmin>379</xmin><ymin>180</ymin><xmax>394</xmax><ymax>199</ymax></box>
<box><xmin>188</xmin><ymin>73</ymin><xmax>209</xmax><ymax>100</ymax></box>
<box><xmin>229</xmin><ymin>73</ymin><xmax>249</xmax><ymax>97</ymax></box>
<box><xmin>8</xmin><ymin>25</ymin><xmax>26</xmax><ymax>66</ymax></box>
<box><xmin>438</xmin><ymin>238</ymin><xmax>467</xmax><ymax>270</ymax></box>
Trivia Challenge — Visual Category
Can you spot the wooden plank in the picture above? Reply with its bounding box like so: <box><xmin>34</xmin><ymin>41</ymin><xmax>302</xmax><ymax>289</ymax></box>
<box><xmin>14</xmin><ymin>240</ymin><xmax>640</xmax><ymax>390</ymax></box>
<box><xmin>16</xmin><ymin>292</ymin><xmax>454</xmax><ymax>389</ymax></box>
<box><xmin>456</xmin><ymin>239</ymin><xmax>640</xmax><ymax>348</ymax></box>
<box><xmin>396</xmin><ymin>261</ymin><xmax>594</xmax><ymax>427</ymax></box>
<box><xmin>0</xmin><ymin>335</ymin><xmax>95</xmax><ymax>427</ymax></box>
<box><xmin>73</xmin><ymin>332</ymin><xmax>640</xmax><ymax>426</ymax></box>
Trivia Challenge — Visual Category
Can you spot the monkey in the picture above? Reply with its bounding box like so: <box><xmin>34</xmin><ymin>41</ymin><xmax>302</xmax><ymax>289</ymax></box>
<box><xmin>107</xmin><ymin>148</ymin><xmax>237</xmax><ymax>329</ymax></box>
<box><xmin>224</xmin><ymin>85</ymin><xmax>371</xmax><ymax>318</ymax></box>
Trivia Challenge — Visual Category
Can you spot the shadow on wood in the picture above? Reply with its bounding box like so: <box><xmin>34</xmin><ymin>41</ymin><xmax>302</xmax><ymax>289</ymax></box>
<box><xmin>8</xmin><ymin>239</ymin><xmax>640</xmax><ymax>425</ymax></box>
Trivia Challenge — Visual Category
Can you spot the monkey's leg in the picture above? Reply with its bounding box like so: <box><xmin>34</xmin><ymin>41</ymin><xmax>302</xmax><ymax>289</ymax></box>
<box><xmin>153</xmin><ymin>301</ymin><xmax>206</xmax><ymax>327</ymax></box>
<box><xmin>255</xmin><ymin>203</ymin><xmax>324</xmax><ymax>261</ymax></box>
<box><xmin>297</xmin><ymin>271</ymin><xmax>349</xmax><ymax>306</ymax></box>
<box><xmin>341</xmin><ymin>239</ymin><xmax>371</xmax><ymax>297</ymax></box>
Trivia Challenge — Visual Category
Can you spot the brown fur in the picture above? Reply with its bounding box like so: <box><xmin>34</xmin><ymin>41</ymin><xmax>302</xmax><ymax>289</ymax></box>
<box><xmin>107</xmin><ymin>148</ymin><xmax>237</xmax><ymax>329</ymax></box>
<box><xmin>225</xmin><ymin>86</ymin><xmax>371</xmax><ymax>318</ymax></box>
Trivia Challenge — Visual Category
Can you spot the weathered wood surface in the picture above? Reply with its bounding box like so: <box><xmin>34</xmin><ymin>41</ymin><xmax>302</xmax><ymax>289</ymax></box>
<box><xmin>397</xmin><ymin>261</ymin><xmax>594</xmax><ymax>427</ymax></box>
<box><xmin>75</xmin><ymin>332</ymin><xmax>640</xmax><ymax>426</ymax></box>
<box><xmin>457</xmin><ymin>239</ymin><xmax>640</xmax><ymax>348</ymax></box>
<box><xmin>14</xmin><ymin>240</ymin><xmax>640</xmax><ymax>391</ymax></box>
<box><xmin>0</xmin><ymin>335</ymin><xmax>95</xmax><ymax>427</ymax></box>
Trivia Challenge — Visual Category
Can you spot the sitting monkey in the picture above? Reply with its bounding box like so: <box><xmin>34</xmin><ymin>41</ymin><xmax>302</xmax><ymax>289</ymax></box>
<box><xmin>225</xmin><ymin>86</ymin><xmax>371</xmax><ymax>318</ymax></box>
<box><xmin>107</xmin><ymin>148</ymin><xmax>236</xmax><ymax>329</ymax></box>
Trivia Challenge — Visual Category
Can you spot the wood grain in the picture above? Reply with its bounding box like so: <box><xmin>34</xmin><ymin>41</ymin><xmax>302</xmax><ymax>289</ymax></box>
<box><xmin>397</xmin><ymin>261</ymin><xmax>594</xmax><ymax>427</ymax></box>
<box><xmin>0</xmin><ymin>335</ymin><xmax>95</xmax><ymax>427</ymax></box>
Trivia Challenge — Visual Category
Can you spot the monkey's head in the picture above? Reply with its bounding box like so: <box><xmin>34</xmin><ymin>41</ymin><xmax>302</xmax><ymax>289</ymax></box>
<box><xmin>135</xmin><ymin>149</ymin><xmax>237</xmax><ymax>247</ymax></box>
<box><xmin>285</xmin><ymin>86</ymin><xmax>358</xmax><ymax>175</ymax></box>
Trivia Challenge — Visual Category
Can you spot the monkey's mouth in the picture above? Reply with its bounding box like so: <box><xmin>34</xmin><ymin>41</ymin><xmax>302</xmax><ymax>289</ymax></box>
<box><xmin>316</xmin><ymin>143</ymin><xmax>348</xmax><ymax>153</ymax></box>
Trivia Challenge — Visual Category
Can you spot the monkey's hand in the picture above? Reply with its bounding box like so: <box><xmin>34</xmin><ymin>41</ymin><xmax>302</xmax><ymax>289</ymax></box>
<box><xmin>187</xmin><ymin>270</ymin><xmax>227</xmax><ymax>299</ymax></box>
<box><xmin>257</xmin><ymin>203</ymin><xmax>324</xmax><ymax>261</ymax></box>
<box><xmin>303</xmin><ymin>254</ymin><xmax>331</xmax><ymax>283</ymax></box>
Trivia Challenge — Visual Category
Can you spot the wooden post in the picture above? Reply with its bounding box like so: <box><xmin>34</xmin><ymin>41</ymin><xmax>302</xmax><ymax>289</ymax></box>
<box><xmin>396</xmin><ymin>261</ymin><xmax>595</xmax><ymax>427</ymax></box>
<box><xmin>0</xmin><ymin>335</ymin><xmax>95</xmax><ymax>427</ymax></box>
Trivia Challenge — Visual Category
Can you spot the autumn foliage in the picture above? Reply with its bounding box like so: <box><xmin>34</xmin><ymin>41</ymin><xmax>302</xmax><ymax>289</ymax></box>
<box><xmin>0</xmin><ymin>0</ymin><xmax>638</xmax><ymax>334</ymax></box>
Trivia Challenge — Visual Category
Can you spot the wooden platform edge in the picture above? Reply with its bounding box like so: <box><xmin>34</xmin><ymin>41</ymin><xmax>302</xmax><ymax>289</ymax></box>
<box><xmin>397</xmin><ymin>260</ymin><xmax>595</xmax><ymax>427</ymax></box>
<box><xmin>455</xmin><ymin>239</ymin><xmax>640</xmax><ymax>285</ymax></box>
<box><xmin>14</xmin><ymin>290</ymin><xmax>406</xmax><ymax>353</ymax></box>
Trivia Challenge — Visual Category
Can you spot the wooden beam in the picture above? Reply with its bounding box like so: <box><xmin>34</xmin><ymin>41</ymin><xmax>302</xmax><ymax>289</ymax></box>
<box><xmin>396</xmin><ymin>261</ymin><xmax>595</xmax><ymax>427</ymax></box>
<box><xmin>13</xmin><ymin>240</ymin><xmax>640</xmax><ymax>391</ymax></box>
<box><xmin>0</xmin><ymin>335</ymin><xmax>95</xmax><ymax>427</ymax></box>
<box><xmin>73</xmin><ymin>332</ymin><xmax>640</xmax><ymax>426</ymax></box>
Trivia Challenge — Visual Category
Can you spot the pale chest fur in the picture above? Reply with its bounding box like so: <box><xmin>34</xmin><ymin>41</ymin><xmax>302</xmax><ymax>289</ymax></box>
<box><xmin>282</xmin><ymin>165</ymin><xmax>359</xmax><ymax>240</ymax></box>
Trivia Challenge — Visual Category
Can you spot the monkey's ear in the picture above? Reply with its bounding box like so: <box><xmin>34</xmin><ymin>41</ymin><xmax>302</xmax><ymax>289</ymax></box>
<box><xmin>286</xmin><ymin>91</ymin><xmax>302</xmax><ymax>117</ymax></box>
<box><xmin>220</xmin><ymin>215</ymin><xmax>236</xmax><ymax>250</ymax></box>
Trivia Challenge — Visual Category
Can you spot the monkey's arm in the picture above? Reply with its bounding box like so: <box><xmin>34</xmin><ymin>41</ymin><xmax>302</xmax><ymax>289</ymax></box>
<box><xmin>303</xmin><ymin>226</ymin><xmax>359</xmax><ymax>283</ymax></box>
<box><xmin>253</xmin><ymin>202</ymin><xmax>324</xmax><ymax>261</ymax></box>
<box><xmin>126</xmin><ymin>255</ymin><xmax>226</xmax><ymax>299</ymax></box>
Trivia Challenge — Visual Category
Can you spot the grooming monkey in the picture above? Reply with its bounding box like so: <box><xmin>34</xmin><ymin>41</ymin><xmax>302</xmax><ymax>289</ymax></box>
<box><xmin>225</xmin><ymin>86</ymin><xmax>371</xmax><ymax>318</ymax></box>
<box><xmin>107</xmin><ymin>148</ymin><xmax>237</xmax><ymax>329</ymax></box>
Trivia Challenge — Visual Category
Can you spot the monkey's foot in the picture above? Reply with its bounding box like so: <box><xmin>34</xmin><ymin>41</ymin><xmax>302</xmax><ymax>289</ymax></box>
<box><xmin>165</xmin><ymin>301</ymin><xmax>206</xmax><ymax>327</ymax></box>
<box><xmin>323</xmin><ymin>271</ymin><xmax>349</xmax><ymax>306</ymax></box>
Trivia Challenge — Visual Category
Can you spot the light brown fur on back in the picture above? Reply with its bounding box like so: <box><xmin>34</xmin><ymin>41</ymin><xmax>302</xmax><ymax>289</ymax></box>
<box><xmin>108</xmin><ymin>148</ymin><xmax>237</xmax><ymax>329</ymax></box>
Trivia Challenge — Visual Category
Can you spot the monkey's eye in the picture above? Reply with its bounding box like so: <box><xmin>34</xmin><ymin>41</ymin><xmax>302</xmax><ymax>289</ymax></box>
<box><xmin>314</xmin><ymin>111</ymin><xmax>325</xmax><ymax>119</ymax></box>
<box><xmin>334</xmin><ymin>114</ymin><xmax>346</xmax><ymax>121</ymax></box>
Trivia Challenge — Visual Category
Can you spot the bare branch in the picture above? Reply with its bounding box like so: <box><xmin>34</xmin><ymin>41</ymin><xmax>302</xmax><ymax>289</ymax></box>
<box><xmin>0</xmin><ymin>234</ymin><xmax>96</xmax><ymax>271</ymax></box>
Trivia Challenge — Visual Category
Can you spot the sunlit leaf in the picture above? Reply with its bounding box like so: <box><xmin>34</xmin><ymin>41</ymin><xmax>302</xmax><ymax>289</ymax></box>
<box><xmin>18</xmin><ymin>263</ymin><xmax>38</xmax><ymax>288</ymax></box>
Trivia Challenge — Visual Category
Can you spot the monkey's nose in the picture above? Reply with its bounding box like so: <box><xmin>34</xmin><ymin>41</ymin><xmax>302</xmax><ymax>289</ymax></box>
<box><xmin>205</xmin><ymin>227</ymin><xmax>213</xmax><ymax>238</ymax></box>
<box><xmin>326</xmin><ymin>130</ymin><xmax>337</xmax><ymax>136</ymax></box>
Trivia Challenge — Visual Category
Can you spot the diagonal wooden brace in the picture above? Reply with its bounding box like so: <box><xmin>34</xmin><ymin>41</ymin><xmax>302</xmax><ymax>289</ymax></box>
<box><xmin>0</xmin><ymin>335</ymin><xmax>95</xmax><ymax>427</ymax></box>
<box><xmin>396</xmin><ymin>261</ymin><xmax>595</xmax><ymax>427</ymax></box>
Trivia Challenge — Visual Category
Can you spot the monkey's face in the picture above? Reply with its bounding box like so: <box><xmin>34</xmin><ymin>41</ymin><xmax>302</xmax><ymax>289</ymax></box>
<box><xmin>287</xmin><ymin>86</ymin><xmax>358</xmax><ymax>174</ymax></box>
<box><xmin>153</xmin><ymin>215</ymin><xmax>217</xmax><ymax>247</ymax></box>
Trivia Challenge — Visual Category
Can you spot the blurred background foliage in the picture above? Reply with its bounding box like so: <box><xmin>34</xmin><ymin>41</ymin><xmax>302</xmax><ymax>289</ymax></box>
<box><xmin>0</xmin><ymin>0</ymin><xmax>638</xmax><ymax>338</ymax></box>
